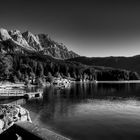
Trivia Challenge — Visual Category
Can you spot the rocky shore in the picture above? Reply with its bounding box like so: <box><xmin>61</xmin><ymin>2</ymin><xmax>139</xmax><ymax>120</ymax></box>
<box><xmin>0</xmin><ymin>104</ymin><xmax>31</xmax><ymax>134</ymax></box>
<box><xmin>0</xmin><ymin>104</ymin><xmax>70</xmax><ymax>140</ymax></box>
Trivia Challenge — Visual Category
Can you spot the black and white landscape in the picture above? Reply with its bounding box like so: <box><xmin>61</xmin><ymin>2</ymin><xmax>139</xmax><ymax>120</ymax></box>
<box><xmin>1</xmin><ymin>0</ymin><xmax>140</xmax><ymax>140</ymax></box>
<box><xmin>0</xmin><ymin>28</ymin><xmax>140</xmax><ymax>83</ymax></box>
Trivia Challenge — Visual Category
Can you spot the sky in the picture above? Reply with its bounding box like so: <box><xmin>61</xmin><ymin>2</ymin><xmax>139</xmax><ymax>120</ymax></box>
<box><xmin>0</xmin><ymin>0</ymin><xmax>140</xmax><ymax>57</ymax></box>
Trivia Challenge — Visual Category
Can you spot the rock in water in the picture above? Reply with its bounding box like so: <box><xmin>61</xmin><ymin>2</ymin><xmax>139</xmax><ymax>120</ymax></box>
<box><xmin>0</xmin><ymin>104</ymin><xmax>32</xmax><ymax>133</ymax></box>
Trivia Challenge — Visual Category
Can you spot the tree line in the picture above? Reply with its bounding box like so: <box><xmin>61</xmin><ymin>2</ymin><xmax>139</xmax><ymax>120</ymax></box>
<box><xmin>0</xmin><ymin>51</ymin><xmax>139</xmax><ymax>84</ymax></box>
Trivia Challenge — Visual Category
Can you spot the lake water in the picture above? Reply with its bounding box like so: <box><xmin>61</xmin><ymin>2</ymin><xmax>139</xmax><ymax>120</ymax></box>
<box><xmin>5</xmin><ymin>83</ymin><xmax>140</xmax><ymax>140</ymax></box>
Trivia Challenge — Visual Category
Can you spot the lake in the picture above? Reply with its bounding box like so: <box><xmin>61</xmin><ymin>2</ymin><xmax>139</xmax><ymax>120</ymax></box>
<box><xmin>5</xmin><ymin>82</ymin><xmax>140</xmax><ymax>140</ymax></box>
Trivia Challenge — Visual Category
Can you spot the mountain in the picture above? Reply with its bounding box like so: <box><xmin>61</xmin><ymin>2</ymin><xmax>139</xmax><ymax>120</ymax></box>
<box><xmin>68</xmin><ymin>55</ymin><xmax>140</xmax><ymax>74</ymax></box>
<box><xmin>0</xmin><ymin>28</ymin><xmax>139</xmax><ymax>82</ymax></box>
<box><xmin>0</xmin><ymin>28</ymin><xmax>11</xmax><ymax>41</ymax></box>
<box><xmin>22</xmin><ymin>31</ymin><xmax>43</xmax><ymax>51</ymax></box>
<box><xmin>0</xmin><ymin>28</ymin><xmax>79</xmax><ymax>59</ymax></box>
<box><xmin>36</xmin><ymin>34</ymin><xmax>79</xmax><ymax>59</ymax></box>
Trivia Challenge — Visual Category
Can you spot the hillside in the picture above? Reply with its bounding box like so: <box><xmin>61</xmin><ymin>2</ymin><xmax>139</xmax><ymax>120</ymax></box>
<box><xmin>68</xmin><ymin>55</ymin><xmax>140</xmax><ymax>74</ymax></box>
<box><xmin>0</xmin><ymin>50</ymin><xmax>139</xmax><ymax>82</ymax></box>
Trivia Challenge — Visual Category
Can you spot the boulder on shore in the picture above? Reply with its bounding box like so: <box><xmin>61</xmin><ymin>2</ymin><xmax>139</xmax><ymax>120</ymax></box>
<box><xmin>0</xmin><ymin>104</ymin><xmax>31</xmax><ymax>134</ymax></box>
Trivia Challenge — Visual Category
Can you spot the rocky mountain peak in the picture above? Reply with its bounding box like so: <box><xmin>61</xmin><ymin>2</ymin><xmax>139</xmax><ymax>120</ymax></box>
<box><xmin>9</xmin><ymin>29</ymin><xmax>22</xmax><ymax>37</ymax></box>
<box><xmin>36</xmin><ymin>34</ymin><xmax>50</xmax><ymax>48</ymax></box>
<box><xmin>22</xmin><ymin>31</ymin><xmax>43</xmax><ymax>50</ymax></box>
<box><xmin>8</xmin><ymin>29</ymin><xmax>31</xmax><ymax>49</ymax></box>
<box><xmin>0</xmin><ymin>28</ymin><xmax>11</xmax><ymax>41</ymax></box>
<box><xmin>22</xmin><ymin>31</ymin><xmax>35</xmax><ymax>39</ymax></box>
<box><xmin>36</xmin><ymin>34</ymin><xmax>67</xmax><ymax>50</ymax></box>
<box><xmin>0</xmin><ymin>28</ymin><xmax>79</xmax><ymax>59</ymax></box>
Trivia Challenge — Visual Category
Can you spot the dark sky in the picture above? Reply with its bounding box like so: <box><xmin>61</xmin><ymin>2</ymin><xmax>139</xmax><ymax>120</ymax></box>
<box><xmin>0</xmin><ymin>0</ymin><xmax>140</xmax><ymax>57</ymax></box>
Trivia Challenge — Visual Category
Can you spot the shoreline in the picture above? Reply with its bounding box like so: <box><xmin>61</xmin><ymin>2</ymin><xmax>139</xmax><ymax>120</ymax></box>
<box><xmin>95</xmin><ymin>80</ymin><xmax>140</xmax><ymax>84</ymax></box>
<box><xmin>1</xmin><ymin>79</ymin><xmax>140</xmax><ymax>87</ymax></box>
<box><xmin>0</xmin><ymin>104</ymin><xmax>70</xmax><ymax>140</ymax></box>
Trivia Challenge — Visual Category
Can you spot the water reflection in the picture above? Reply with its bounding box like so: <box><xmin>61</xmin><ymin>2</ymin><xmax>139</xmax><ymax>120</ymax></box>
<box><xmin>58</xmin><ymin>83</ymin><xmax>140</xmax><ymax>100</ymax></box>
<box><xmin>2</xmin><ymin>83</ymin><xmax>140</xmax><ymax>140</ymax></box>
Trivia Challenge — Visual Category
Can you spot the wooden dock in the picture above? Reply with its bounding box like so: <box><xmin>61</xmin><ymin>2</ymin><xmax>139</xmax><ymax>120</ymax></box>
<box><xmin>0</xmin><ymin>89</ymin><xmax>43</xmax><ymax>99</ymax></box>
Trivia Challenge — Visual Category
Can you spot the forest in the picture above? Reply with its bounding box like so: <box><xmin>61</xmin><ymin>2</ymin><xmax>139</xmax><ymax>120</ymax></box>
<box><xmin>0</xmin><ymin>50</ymin><xmax>139</xmax><ymax>85</ymax></box>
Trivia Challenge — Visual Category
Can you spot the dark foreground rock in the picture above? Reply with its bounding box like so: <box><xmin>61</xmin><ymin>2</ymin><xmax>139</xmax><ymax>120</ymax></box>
<box><xmin>0</xmin><ymin>105</ymin><xmax>70</xmax><ymax>140</ymax></box>
<box><xmin>0</xmin><ymin>122</ymin><xmax>70</xmax><ymax>140</ymax></box>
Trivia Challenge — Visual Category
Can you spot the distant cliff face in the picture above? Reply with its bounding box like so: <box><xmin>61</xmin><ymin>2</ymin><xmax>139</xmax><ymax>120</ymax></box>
<box><xmin>36</xmin><ymin>34</ymin><xmax>79</xmax><ymax>59</ymax></box>
<box><xmin>0</xmin><ymin>28</ymin><xmax>79</xmax><ymax>59</ymax></box>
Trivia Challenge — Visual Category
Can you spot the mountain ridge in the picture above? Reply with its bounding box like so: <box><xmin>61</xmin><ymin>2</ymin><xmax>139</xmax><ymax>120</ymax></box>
<box><xmin>68</xmin><ymin>55</ymin><xmax>140</xmax><ymax>74</ymax></box>
<box><xmin>0</xmin><ymin>28</ymin><xmax>79</xmax><ymax>59</ymax></box>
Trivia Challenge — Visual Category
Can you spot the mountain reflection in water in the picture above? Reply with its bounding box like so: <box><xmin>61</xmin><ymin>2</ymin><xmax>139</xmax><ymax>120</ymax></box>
<box><xmin>4</xmin><ymin>83</ymin><xmax>140</xmax><ymax>140</ymax></box>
